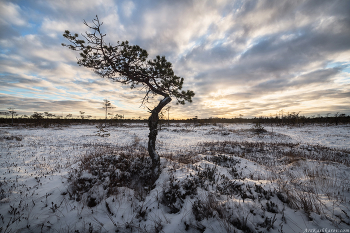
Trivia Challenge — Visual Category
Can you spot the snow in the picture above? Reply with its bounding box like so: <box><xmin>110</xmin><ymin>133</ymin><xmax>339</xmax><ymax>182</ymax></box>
<box><xmin>0</xmin><ymin>123</ymin><xmax>349</xmax><ymax>232</ymax></box>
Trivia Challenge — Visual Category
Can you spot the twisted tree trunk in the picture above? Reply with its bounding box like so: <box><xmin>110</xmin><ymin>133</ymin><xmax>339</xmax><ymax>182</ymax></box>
<box><xmin>148</xmin><ymin>96</ymin><xmax>171</xmax><ymax>180</ymax></box>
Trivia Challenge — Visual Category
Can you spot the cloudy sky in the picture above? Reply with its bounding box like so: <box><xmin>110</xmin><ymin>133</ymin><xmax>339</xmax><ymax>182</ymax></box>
<box><xmin>1</xmin><ymin>0</ymin><xmax>349</xmax><ymax>119</ymax></box>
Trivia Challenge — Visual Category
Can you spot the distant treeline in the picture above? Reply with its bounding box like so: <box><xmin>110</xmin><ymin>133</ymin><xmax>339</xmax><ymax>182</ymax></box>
<box><xmin>0</xmin><ymin>112</ymin><xmax>349</xmax><ymax>126</ymax></box>
<box><xmin>249</xmin><ymin>113</ymin><xmax>350</xmax><ymax>126</ymax></box>
<box><xmin>195</xmin><ymin>114</ymin><xmax>350</xmax><ymax>125</ymax></box>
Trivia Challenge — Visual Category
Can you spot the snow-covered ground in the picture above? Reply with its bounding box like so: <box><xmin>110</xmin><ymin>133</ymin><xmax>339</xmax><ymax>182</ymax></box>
<box><xmin>0</xmin><ymin>123</ymin><xmax>349</xmax><ymax>233</ymax></box>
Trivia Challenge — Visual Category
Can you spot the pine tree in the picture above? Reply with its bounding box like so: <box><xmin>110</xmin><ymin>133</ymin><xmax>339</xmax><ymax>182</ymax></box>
<box><xmin>62</xmin><ymin>16</ymin><xmax>194</xmax><ymax>180</ymax></box>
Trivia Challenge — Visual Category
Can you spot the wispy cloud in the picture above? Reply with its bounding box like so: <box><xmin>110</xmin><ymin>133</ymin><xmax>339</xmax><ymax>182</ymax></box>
<box><xmin>0</xmin><ymin>0</ymin><xmax>349</xmax><ymax>118</ymax></box>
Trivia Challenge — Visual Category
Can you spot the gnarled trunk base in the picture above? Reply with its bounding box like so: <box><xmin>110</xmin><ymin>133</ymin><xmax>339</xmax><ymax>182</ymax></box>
<box><xmin>148</xmin><ymin>96</ymin><xmax>171</xmax><ymax>181</ymax></box>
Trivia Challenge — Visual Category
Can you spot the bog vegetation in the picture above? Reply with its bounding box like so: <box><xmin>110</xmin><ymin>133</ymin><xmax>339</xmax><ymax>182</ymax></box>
<box><xmin>0</xmin><ymin>121</ymin><xmax>350</xmax><ymax>232</ymax></box>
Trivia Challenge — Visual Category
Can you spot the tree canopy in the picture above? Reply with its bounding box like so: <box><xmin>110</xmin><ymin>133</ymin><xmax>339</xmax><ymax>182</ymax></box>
<box><xmin>62</xmin><ymin>16</ymin><xmax>194</xmax><ymax>105</ymax></box>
